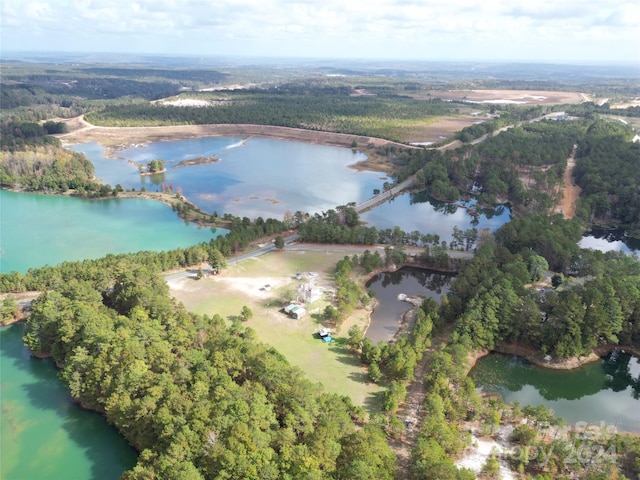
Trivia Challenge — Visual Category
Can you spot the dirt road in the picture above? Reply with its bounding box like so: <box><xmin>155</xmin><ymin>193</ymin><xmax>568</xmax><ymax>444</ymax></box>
<box><xmin>556</xmin><ymin>145</ymin><xmax>580</xmax><ymax>219</ymax></box>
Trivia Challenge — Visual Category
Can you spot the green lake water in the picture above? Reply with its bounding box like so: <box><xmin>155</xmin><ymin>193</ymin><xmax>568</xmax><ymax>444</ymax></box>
<box><xmin>0</xmin><ymin>189</ymin><xmax>223</xmax><ymax>273</ymax></box>
<box><xmin>1</xmin><ymin>189</ymin><xmax>229</xmax><ymax>478</ymax></box>
<box><xmin>368</xmin><ymin>269</ymin><xmax>640</xmax><ymax>433</ymax></box>
<box><xmin>1</xmin><ymin>323</ymin><xmax>138</xmax><ymax>479</ymax></box>
<box><xmin>470</xmin><ymin>352</ymin><xmax>640</xmax><ymax>433</ymax></box>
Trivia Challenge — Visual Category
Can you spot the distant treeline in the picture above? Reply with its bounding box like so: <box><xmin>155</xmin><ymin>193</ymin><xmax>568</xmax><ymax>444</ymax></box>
<box><xmin>84</xmin><ymin>86</ymin><xmax>459</xmax><ymax>142</ymax></box>
<box><xmin>1</xmin><ymin>67</ymin><xmax>227</xmax><ymax>106</ymax></box>
<box><xmin>564</xmin><ymin>101</ymin><xmax>640</xmax><ymax>118</ymax></box>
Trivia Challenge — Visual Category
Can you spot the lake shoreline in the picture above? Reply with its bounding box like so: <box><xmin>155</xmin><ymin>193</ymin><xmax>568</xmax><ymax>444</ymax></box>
<box><xmin>466</xmin><ymin>342</ymin><xmax>640</xmax><ymax>373</ymax></box>
<box><xmin>56</xmin><ymin>116</ymin><xmax>406</xmax><ymax>174</ymax></box>
<box><xmin>0</xmin><ymin>186</ymin><xmax>226</xmax><ymax>229</ymax></box>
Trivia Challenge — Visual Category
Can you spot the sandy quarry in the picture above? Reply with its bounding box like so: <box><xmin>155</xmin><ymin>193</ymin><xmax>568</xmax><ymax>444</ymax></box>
<box><xmin>423</xmin><ymin>89</ymin><xmax>590</xmax><ymax>105</ymax></box>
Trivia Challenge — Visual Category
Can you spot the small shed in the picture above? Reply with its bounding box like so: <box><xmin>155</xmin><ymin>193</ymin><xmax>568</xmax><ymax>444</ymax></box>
<box><xmin>290</xmin><ymin>307</ymin><xmax>306</xmax><ymax>319</ymax></box>
<box><xmin>284</xmin><ymin>303</ymin><xmax>298</xmax><ymax>314</ymax></box>
<box><xmin>299</xmin><ymin>283</ymin><xmax>323</xmax><ymax>303</ymax></box>
<box><xmin>284</xmin><ymin>303</ymin><xmax>306</xmax><ymax>319</ymax></box>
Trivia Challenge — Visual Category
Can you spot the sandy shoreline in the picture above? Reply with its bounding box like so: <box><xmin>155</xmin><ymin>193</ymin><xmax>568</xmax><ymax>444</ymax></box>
<box><xmin>55</xmin><ymin>116</ymin><xmax>412</xmax><ymax>173</ymax></box>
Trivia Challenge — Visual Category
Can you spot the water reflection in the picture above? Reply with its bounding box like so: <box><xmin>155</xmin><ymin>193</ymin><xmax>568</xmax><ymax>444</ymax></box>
<box><xmin>603</xmin><ymin>350</ymin><xmax>640</xmax><ymax>399</ymax></box>
<box><xmin>580</xmin><ymin>227</ymin><xmax>640</xmax><ymax>254</ymax></box>
<box><xmin>470</xmin><ymin>351</ymin><xmax>640</xmax><ymax>432</ymax></box>
<box><xmin>70</xmin><ymin>138</ymin><xmax>385</xmax><ymax>219</ymax></box>
<box><xmin>361</xmin><ymin>191</ymin><xmax>511</xmax><ymax>245</ymax></box>
<box><xmin>365</xmin><ymin>267</ymin><xmax>453</xmax><ymax>344</ymax></box>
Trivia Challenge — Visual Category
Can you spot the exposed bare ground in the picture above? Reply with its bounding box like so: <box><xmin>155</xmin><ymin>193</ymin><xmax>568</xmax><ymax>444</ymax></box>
<box><xmin>422</xmin><ymin>89</ymin><xmax>589</xmax><ymax>105</ymax></box>
<box><xmin>57</xmin><ymin>115</ymin><xmax>406</xmax><ymax>153</ymax></box>
<box><xmin>555</xmin><ymin>145</ymin><xmax>581</xmax><ymax>219</ymax></box>
<box><xmin>167</xmin><ymin>248</ymin><xmax>386</xmax><ymax>407</ymax></box>
<box><xmin>56</xmin><ymin>115</ymin><xmax>423</xmax><ymax>173</ymax></box>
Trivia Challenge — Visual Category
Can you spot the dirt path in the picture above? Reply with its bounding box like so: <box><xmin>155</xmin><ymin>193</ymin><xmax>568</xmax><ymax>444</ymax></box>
<box><xmin>390</xmin><ymin>320</ymin><xmax>455</xmax><ymax>476</ymax></box>
<box><xmin>555</xmin><ymin>144</ymin><xmax>580</xmax><ymax>218</ymax></box>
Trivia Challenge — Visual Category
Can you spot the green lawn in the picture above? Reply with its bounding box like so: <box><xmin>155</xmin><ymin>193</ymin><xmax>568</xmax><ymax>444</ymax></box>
<box><xmin>170</xmin><ymin>249</ymin><xmax>386</xmax><ymax>410</ymax></box>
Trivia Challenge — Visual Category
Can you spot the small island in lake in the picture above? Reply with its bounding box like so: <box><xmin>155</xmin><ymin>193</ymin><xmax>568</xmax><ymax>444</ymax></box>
<box><xmin>139</xmin><ymin>158</ymin><xmax>166</xmax><ymax>176</ymax></box>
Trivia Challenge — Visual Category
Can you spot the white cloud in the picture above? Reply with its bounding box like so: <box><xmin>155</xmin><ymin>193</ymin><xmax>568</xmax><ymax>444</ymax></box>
<box><xmin>1</xmin><ymin>0</ymin><xmax>638</xmax><ymax>62</ymax></box>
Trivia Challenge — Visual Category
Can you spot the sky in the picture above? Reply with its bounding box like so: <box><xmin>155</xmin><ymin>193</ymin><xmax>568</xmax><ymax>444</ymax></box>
<box><xmin>1</xmin><ymin>0</ymin><xmax>639</xmax><ymax>63</ymax></box>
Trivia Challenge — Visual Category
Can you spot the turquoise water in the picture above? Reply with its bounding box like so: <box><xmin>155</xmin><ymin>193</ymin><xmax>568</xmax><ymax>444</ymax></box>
<box><xmin>70</xmin><ymin>138</ymin><xmax>387</xmax><ymax>219</ymax></box>
<box><xmin>0</xmin><ymin>189</ymin><xmax>228</xmax><ymax>478</ymax></box>
<box><xmin>0</xmin><ymin>189</ymin><xmax>224</xmax><ymax>273</ymax></box>
<box><xmin>470</xmin><ymin>352</ymin><xmax>640</xmax><ymax>433</ymax></box>
<box><xmin>1</xmin><ymin>323</ymin><xmax>138</xmax><ymax>479</ymax></box>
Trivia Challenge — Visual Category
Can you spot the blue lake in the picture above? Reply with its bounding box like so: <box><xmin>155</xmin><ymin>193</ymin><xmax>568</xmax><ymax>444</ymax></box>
<box><xmin>71</xmin><ymin>137</ymin><xmax>387</xmax><ymax>220</ymax></box>
<box><xmin>71</xmin><ymin>138</ymin><xmax>511</xmax><ymax>245</ymax></box>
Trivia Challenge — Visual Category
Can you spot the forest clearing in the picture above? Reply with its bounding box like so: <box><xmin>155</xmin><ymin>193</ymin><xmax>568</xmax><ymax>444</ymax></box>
<box><xmin>169</xmin><ymin>248</ymin><xmax>387</xmax><ymax>408</ymax></box>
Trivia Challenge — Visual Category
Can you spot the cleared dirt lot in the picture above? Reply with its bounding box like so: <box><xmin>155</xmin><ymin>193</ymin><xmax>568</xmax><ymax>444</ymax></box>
<box><xmin>169</xmin><ymin>248</ymin><xmax>386</xmax><ymax>409</ymax></box>
<box><xmin>423</xmin><ymin>89</ymin><xmax>589</xmax><ymax>105</ymax></box>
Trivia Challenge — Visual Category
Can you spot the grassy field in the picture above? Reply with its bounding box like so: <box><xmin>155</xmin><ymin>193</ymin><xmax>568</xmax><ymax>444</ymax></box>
<box><xmin>169</xmin><ymin>248</ymin><xmax>386</xmax><ymax>411</ymax></box>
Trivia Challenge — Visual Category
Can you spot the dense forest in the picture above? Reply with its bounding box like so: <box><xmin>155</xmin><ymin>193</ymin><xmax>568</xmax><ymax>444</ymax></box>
<box><xmin>447</xmin><ymin>214</ymin><xmax>640</xmax><ymax>358</ymax></box>
<box><xmin>0</xmin><ymin>121</ymin><xmax>100</xmax><ymax>193</ymax></box>
<box><xmin>0</xmin><ymin>145</ymin><xmax>100</xmax><ymax>193</ymax></box>
<box><xmin>20</xmin><ymin>257</ymin><xmax>396</xmax><ymax>479</ymax></box>
<box><xmin>7</xmin><ymin>213</ymin><xmax>640</xmax><ymax>479</ymax></box>
<box><xmin>386</xmin><ymin>116</ymin><xmax>639</xmax><ymax>227</ymax></box>
<box><xmin>573</xmin><ymin>119</ymin><xmax>640</xmax><ymax>231</ymax></box>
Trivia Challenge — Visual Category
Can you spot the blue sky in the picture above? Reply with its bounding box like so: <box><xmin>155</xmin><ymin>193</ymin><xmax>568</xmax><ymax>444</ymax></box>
<box><xmin>1</xmin><ymin>0</ymin><xmax>639</xmax><ymax>63</ymax></box>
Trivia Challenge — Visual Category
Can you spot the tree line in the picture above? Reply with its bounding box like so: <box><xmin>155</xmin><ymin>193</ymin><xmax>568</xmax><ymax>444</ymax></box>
<box><xmin>387</xmin><ymin>116</ymin><xmax>640</xmax><ymax>226</ymax></box>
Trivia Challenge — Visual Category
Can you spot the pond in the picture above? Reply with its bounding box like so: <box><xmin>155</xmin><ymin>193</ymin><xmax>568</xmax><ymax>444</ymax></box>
<box><xmin>470</xmin><ymin>351</ymin><xmax>640</xmax><ymax>433</ymax></box>
<box><xmin>360</xmin><ymin>189</ymin><xmax>511</xmax><ymax>246</ymax></box>
<box><xmin>579</xmin><ymin>227</ymin><xmax>640</xmax><ymax>254</ymax></box>
<box><xmin>365</xmin><ymin>267</ymin><xmax>453</xmax><ymax>344</ymax></box>
<box><xmin>70</xmin><ymin>138</ymin><xmax>387</xmax><ymax>220</ymax></box>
